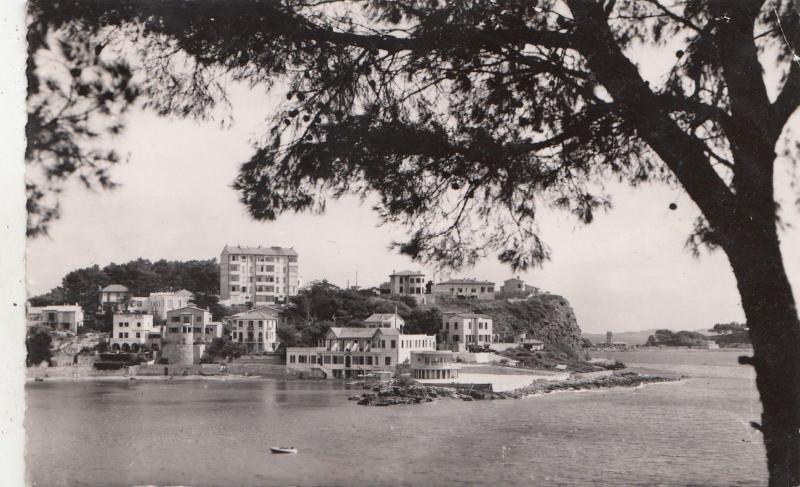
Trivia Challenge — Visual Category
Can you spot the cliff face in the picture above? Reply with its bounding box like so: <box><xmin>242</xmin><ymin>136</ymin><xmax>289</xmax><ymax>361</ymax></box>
<box><xmin>435</xmin><ymin>294</ymin><xmax>582</xmax><ymax>349</ymax></box>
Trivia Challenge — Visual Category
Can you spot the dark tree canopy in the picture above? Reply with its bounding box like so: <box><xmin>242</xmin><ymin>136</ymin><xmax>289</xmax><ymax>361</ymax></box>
<box><xmin>26</xmin><ymin>0</ymin><xmax>800</xmax><ymax>266</ymax></box>
<box><xmin>25</xmin><ymin>1</ymin><xmax>800</xmax><ymax>484</ymax></box>
<box><xmin>32</xmin><ymin>258</ymin><xmax>220</xmax><ymax>316</ymax></box>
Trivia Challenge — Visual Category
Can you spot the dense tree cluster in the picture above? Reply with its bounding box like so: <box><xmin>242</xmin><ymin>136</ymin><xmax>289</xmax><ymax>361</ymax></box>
<box><xmin>26</xmin><ymin>326</ymin><xmax>53</xmax><ymax>366</ymax></box>
<box><xmin>645</xmin><ymin>329</ymin><xmax>708</xmax><ymax>348</ymax></box>
<box><xmin>30</xmin><ymin>258</ymin><xmax>221</xmax><ymax>330</ymax></box>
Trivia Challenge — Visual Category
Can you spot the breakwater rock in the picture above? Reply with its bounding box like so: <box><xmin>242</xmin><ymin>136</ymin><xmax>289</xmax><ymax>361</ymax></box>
<box><xmin>352</xmin><ymin>372</ymin><xmax>681</xmax><ymax>406</ymax></box>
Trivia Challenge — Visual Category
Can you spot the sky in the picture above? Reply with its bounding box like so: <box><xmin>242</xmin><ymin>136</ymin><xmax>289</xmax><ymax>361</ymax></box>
<box><xmin>25</xmin><ymin>29</ymin><xmax>800</xmax><ymax>335</ymax></box>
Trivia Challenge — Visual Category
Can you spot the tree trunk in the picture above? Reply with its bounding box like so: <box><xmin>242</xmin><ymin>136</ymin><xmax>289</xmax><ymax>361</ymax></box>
<box><xmin>724</xmin><ymin>223</ymin><xmax>800</xmax><ymax>486</ymax></box>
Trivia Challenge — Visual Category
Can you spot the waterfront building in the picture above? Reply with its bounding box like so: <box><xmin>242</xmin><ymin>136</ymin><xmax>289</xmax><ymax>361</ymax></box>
<box><xmin>161</xmin><ymin>306</ymin><xmax>223</xmax><ymax>365</ymax></box>
<box><xmin>439</xmin><ymin>313</ymin><xmax>495</xmax><ymax>351</ymax></box>
<box><xmin>498</xmin><ymin>277</ymin><xmax>539</xmax><ymax>299</ymax></box>
<box><xmin>125</xmin><ymin>290</ymin><xmax>194</xmax><ymax>320</ymax></box>
<box><xmin>286</xmin><ymin>326</ymin><xmax>436</xmax><ymax>379</ymax></box>
<box><xmin>149</xmin><ymin>291</ymin><xmax>193</xmax><ymax>320</ymax></box>
<box><xmin>363</xmin><ymin>313</ymin><xmax>404</xmax><ymax>330</ymax></box>
<box><xmin>99</xmin><ymin>284</ymin><xmax>131</xmax><ymax>311</ymax></box>
<box><xmin>228</xmin><ymin>306</ymin><xmax>280</xmax><ymax>352</ymax></box>
<box><xmin>110</xmin><ymin>312</ymin><xmax>155</xmax><ymax>352</ymax></box>
<box><xmin>514</xmin><ymin>333</ymin><xmax>545</xmax><ymax>351</ymax></box>
<box><xmin>219</xmin><ymin>245</ymin><xmax>300</xmax><ymax>306</ymax></box>
<box><xmin>410</xmin><ymin>350</ymin><xmax>461</xmax><ymax>380</ymax></box>
<box><xmin>432</xmin><ymin>278</ymin><xmax>496</xmax><ymax>300</ymax></box>
<box><xmin>26</xmin><ymin>304</ymin><xmax>84</xmax><ymax>333</ymax></box>
<box><xmin>388</xmin><ymin>270</ymin><xmax>427</xmax><ymax>302</ymax></box>
<box><xmin>126</xmin><ymin>296</ymin><xmax>150</xmax><ymax>313</ymax></box>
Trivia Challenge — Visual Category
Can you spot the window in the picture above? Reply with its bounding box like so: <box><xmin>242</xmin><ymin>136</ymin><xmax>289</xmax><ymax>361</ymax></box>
<box><xmin>230</xmin><ymin>255</ymin><xmax>238</xmax><ymax>261</ymax></box>
<box><xmin>118</xmin><ymin>332</ymin><xmax>123</xmax><ymax>338</ymax></box>
<box><xmin>169</xmin><ymin>327</ymin><xmax>179</xmax><ymax>333</ymax></box>
<box><xmin>385</xmin><ymin>357</ymin><xmax>391</xmax><ymax>365</ymax></box>
<box><xmin>289</xmin><ymin>355</ymin><xmax>296</xmax><ymax>364</ymax></box>
<box><xmin>454</xmin><ymin>322</ymin><xmax>459</xmax><ymax>330</ymax></box>
<box><xmin>230</xmin><ymin>275</ymin><xmax>239</xmax><ymax>282</ymax></box>
<box><xmin>135</xmin><ymin>332</ymin><xmax>141</xmax><ymax>338</ymax></box>
<box><xmin>137</xmin><ymin>322</ymin><xmax>141</xmax><ymax>327</ymax></box>
<box><xmin>323</xmin><ymin>355</ymin><xmax>331</xmax><ymax>364</ymax></box>
<box><xmin>391</xmin><ymin>340</ymin><xmax>396</xmax><ymax>349</ymax></box>
<box><xmin>266</xmin><ymin>265</ymin><xmax>274</xmax><ymax>272</ymax></box>
<box><xmin>288</xmin><ymin>256</ymin><xmax>297</xmax><ymax>262</ymax></box>
<box><xmin>366</xmin><ymin>356</ymin><xmax>373</xmax><ymax>365</ymax></box>
<box><xmin>124</xmin><ymin>332</ymin><xmax>129</xmax><ymax>338</ymax></box>
<box><xmin>258</xmin><ymin>321</ymin><xmax>263</xmax><ymax>328</ymax></box>
<box><xmin>171</xmin><ymin>316</ymin><xmax>180</xmax><ymax>323</ymax></box>
<box><xmin>231</xmin><ymin>286</ymin><xmax>238</xmax><ymax>292</ymax></box>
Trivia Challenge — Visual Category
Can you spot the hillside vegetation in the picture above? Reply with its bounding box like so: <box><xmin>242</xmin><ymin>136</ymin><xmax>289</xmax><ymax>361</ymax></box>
<box><xmin>430</xmin><ymin>293</ymin><xmax>582</xmax><ymax>349</ymax></box>
<box><xmin>278</xmin><ymin>283</ymin><xmax>582</xmax><ymax>350</ymax></box>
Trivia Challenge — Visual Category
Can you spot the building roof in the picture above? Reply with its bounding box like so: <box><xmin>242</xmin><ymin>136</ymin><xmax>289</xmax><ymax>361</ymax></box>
<box><xmin>174</xmin><ymin>289</ymin><xmax>194</xmax><ymax>297</ymax></box>
<box><xmin>390</xmin><ymin>270</ymin><xmax>425</xmax><ymax>276</ymax></box>
<box><xmin>27</xmin><ymin>304</ymin><xmax>83</xmax><ymax>313</ymax></box>
<box><xmin>222</xmin><ymin>245</ymin><xmax>298</xmax><ymax>257</ymax></box>
<box><xmin>364</xmin><ymin>313</ymin><xmax>404</xmax><ymax>323</ymax></box>
<box><xmin>375</xmin><ymin>328</ymin><xmax>402</xmax><ymax>336</ymax></box>
<box><xmin>436</xmin><ymin>279</ymin><xmax>495</xmax><ymax>286</ymax></box>
<box><xmin>230</xmin><ymin>307</ymin><xmax>280</xmax><ymax>320</ymax></box>
<box><xmin>442</xmin><ymin>312</ymin><xmax>493</xmax><ymax>320</ymax></box>
<box><xmin>327</xmin><ymin>327</ymin><xmax>379</xmax><ymax>339</ymax></box>
<box><xmin>166</xmin><ymin>305</ymin><xmax>209</xmax><ymax>314</ymax></box>
<box><xmin>101</xmin><ymin>284</ymin><xmax>130</xmax><ymax>292</ymax></box>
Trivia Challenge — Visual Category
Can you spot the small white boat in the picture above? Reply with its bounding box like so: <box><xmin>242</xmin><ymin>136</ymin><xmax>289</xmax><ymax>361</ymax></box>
<box><xmin>270</xmin><ymin>446</ymin><xmax>298</xmax><ymax>454</ymax></box>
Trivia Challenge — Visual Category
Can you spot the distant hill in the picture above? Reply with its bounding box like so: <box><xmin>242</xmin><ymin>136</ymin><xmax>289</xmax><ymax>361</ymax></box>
<box><xmin>582</xmin><ymin>329</ymin><xmax>661</xmax><ymax>346</ymax></box>
<box><xmin>583</xmin><ymin>328</ymin><xmax>720</xmax><ymax>346</ymax></box>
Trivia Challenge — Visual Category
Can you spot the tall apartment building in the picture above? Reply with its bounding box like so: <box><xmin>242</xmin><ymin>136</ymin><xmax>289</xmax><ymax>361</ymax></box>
<box><xmin>219</xmin><ymin>245</ymin><xmax>300</xmax><ymax>305</ymax></box>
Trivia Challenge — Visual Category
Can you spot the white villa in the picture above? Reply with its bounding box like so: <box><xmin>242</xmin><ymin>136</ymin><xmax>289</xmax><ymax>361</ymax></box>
<box><xmin>439</xmin><ymin>313</ymin><xmax>495</xmax><ymax>351</ymax></box>
<box><xmin>432</xmin><ymin>278</ymin><xmax>496</xmax><ymax>300</ymax></box>
<box><xmin>110</xmin><ymin>312</ymin><xmax>156</xmax><ymax>352</ymax></box>
<box><xmin>161</xmin><ymin>306</ymin><xmax>223</xmax><ymax>365</ymax></box>
<box><xmin>410</xmin><ymin>350</ymin><xmax>461</xmax><ymax>380</ymax></box>
<box><xmin>26</xmin><ymin>304</ymin><xmax>84</xmax><ymax>333</ymax></box>
<box><xmin>286</xmin><ymin>325</ymin><xmax>436</xmax><ymax>379</ymax></box>
<box><xmin>228</xmin><ymin>306</ymin><xmax>280</xmax><ymax>352</ymax></box>
<box><xmin>127</xmin><ymin>290</ymin><xmax>194</xmax><ymax>320</ymax></box>
<box><xmin>363</xmin><ymin>313</ymin><xmax>405</xmax><ymax>330</ymax></box>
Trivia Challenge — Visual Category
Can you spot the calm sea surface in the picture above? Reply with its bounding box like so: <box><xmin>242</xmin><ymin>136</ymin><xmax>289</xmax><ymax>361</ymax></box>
<box><xmin>26</xmin><ymin>350</ymin><xmax>767</xmax><ymax>486</ymax></box>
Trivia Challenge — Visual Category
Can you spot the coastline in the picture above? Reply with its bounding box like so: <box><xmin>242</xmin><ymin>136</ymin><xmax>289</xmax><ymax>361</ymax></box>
<box><xmin>348</xmin><ymin>368</ymin><xmax>682</xmax><ymax>406</ymax></box>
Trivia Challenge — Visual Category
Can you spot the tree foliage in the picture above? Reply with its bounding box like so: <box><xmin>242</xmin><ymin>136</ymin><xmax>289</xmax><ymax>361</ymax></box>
<box><xmin>645</xmin><ymin>329</ymin><xmax>707</xmax><ymax>347</ymax></box>
<box><xmin>26</xmin><ymin>326</ymin><xmax>53</xmax><ymax>366</ymax></box>
<box><xmin>32</xmin><ymin>258</ymin><xmax>220</xmax><ymax>316</ymax></box>
<box><xmin>202</xmin><ymin>336</ymin><xmax>247</xmax><ymax>362</ymax></box>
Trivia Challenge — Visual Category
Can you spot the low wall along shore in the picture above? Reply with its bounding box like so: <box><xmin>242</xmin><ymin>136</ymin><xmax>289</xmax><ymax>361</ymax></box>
<box><xmin>27</xmin><ymin>363</ymin><xmax>302</xmax><ymax>379</ymax></box>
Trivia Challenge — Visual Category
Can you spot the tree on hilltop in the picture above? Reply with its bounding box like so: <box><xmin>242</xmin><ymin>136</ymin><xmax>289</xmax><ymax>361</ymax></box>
<box><xmin>26</xmin><ymin>1</ymin><xmax>800</xmax><ymax>482</ymax></box>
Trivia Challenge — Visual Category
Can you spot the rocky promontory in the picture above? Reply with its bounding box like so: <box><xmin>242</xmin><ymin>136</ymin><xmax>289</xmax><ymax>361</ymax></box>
<box><xmin>350</xmin><ymin>371</ymin><xmax>680</xmax><ymax>406</ymax></box>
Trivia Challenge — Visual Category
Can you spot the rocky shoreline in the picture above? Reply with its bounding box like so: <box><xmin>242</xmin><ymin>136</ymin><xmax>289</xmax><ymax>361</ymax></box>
<box><xmin>350</xmin><ymin>371</ymin><xmax>681</xmax><ymax>406</ymax></box>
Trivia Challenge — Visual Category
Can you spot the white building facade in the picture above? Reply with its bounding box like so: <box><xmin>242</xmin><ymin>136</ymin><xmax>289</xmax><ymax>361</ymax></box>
<box><xmin>161</xmin><ymin>306</ymin><xmax>223</xmax><ymax>365</ymax></box>
<box><xmin>363</xmin><ymin>313</ymin><xmax>405</xmax><ymax>330</ymax></box>
<box><xmin>286</xmin><ymin>326</ymin><xmax>436</xmax><ymax>379</ymax></box>
<box><xmin>228</xmin><ymin>307</ymin><xmax>280</xmax><ymax>352</ymax></box>
<box><xmin>439</xmin><ymin>313</ymin><xmax>495</xmax><ymax>351</ymax></box>
<box><xmin>432</xmin><ymin>279</ymin><xmax>496</xmax><ymax>300</ymax></box>
<box><xmin>26</xmin><ymin>304</ymin><xmax>84</xmax><ymax>333</ymax></box>
<box><xmin>110</xmin><ymin>313</ymin><xmax>155</xmax><ymax>352</ymax></box>
<box><xmin>388</xmin><ymin>270</ymin><xmax>427</xmax><ymax>302</ymax></box>
<box><xmin>220</xmin><ymin>245</ymin><xmax>300</xmax><ymax>306</ymax></box>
